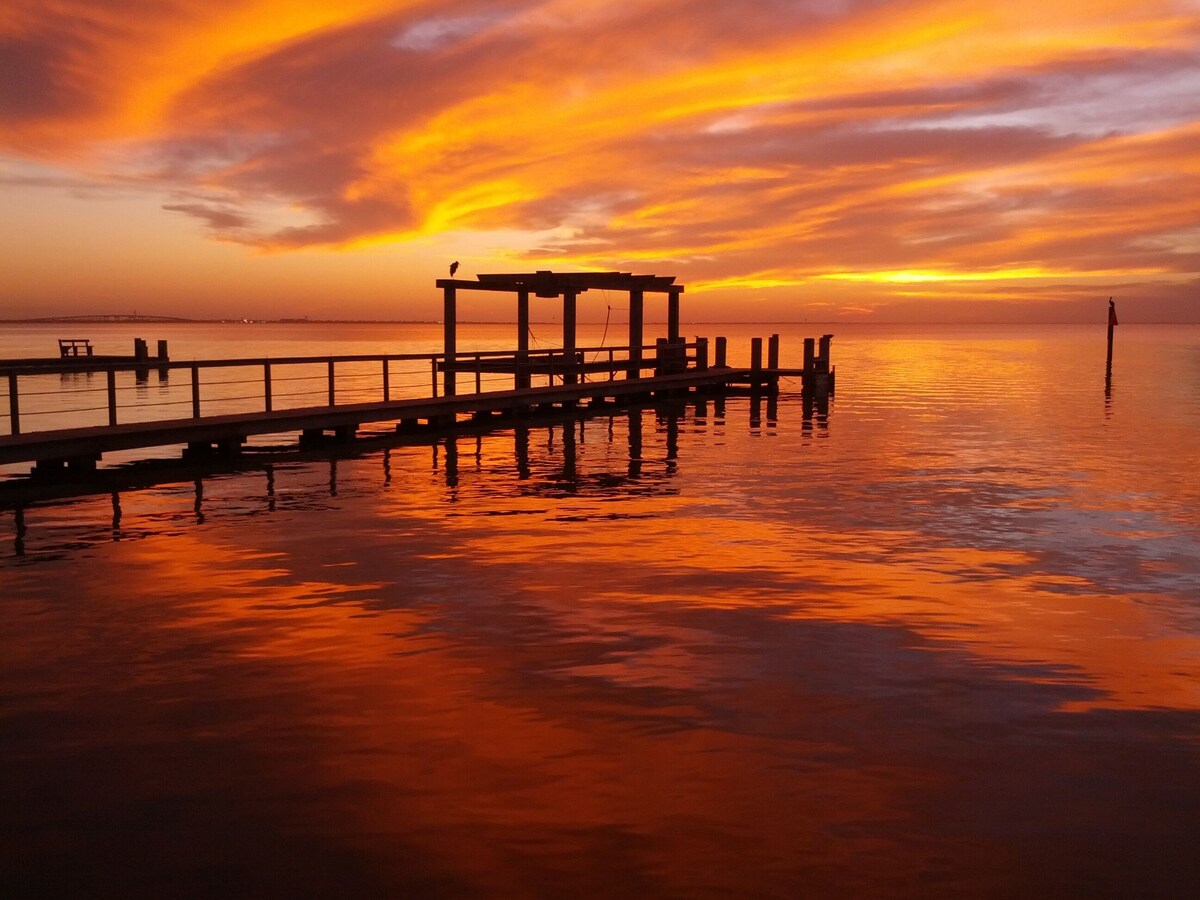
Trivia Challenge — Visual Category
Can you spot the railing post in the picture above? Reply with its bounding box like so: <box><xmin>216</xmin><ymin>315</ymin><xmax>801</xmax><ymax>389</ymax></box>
<box><xmin>382</xmin><ymin>359</ymin><xmax>390</xmax><ymax>402</ymax></box>
<box><xmin>327</xmin><ymin>359</ymin><xmax>335</xmax><ymax>406</ymax></box>
<box><xmin>475</xmin><ymin>354</ymin><xmax>482</xmax><ymax>393</ymax></box>
<box><xmin>7</xmin><ymin>372</ymin><xmax>19</xmax><ymax>435</ymax></box>
<box><xmin>107</xmin><ymin>369</ymin><xmax>118</xmax><ymax>426</ymax></box>
<box><xmin>431</xmin><ymin>357</ymin><xmax>439</xmax><ymax>398</ymax></box>
<box><xmin>191</xmin><ymin>365</ymin><xmax>201</xmax><ymax>418</ymax></box>
<box><xmin>264</xmin><ymin>362</ymin><xmax>273</xmax><ymax>412</ymax></box>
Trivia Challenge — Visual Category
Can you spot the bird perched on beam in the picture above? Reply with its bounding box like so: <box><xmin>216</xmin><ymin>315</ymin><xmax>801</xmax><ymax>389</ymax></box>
<box><xmin>449</xmin><ymin>260</ymin><xmax>459</xmax><ymax>276</ymax></box>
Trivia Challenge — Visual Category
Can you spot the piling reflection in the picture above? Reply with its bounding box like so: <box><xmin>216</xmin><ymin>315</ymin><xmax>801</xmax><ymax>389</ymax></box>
<box><xmin>802</xmin><ymin>386</ymin><xmax>830</xmax><ymax>435</ymax></box>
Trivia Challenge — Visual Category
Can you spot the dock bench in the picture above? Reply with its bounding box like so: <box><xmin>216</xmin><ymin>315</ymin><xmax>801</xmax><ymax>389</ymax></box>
<box><xmin>58</xmin><ymin>339</ymin><xmax>93</xmax><ymax>357</ymax></box>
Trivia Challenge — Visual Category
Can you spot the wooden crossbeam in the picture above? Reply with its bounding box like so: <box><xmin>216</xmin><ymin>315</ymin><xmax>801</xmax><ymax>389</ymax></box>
<box><xmin>436</xmin><ymin>271</ymin><xmax>680</xmax><ymax>295</ymax></box>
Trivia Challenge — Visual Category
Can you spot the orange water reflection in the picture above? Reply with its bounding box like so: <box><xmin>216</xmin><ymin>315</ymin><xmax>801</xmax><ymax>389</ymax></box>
<box><xmin>3</xmin><ymin>326</ymin><xmax>1200</xmax><ymax>896</ymax></box>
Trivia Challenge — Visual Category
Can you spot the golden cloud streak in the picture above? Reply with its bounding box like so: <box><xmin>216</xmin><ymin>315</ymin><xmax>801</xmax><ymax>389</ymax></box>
<box><xmin>343</xmin><ymin>0</ymin><xmax>1197</xmax><ymax>250</ymax></box>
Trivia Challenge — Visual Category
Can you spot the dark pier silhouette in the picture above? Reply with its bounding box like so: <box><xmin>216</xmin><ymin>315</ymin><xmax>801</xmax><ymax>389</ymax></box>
<box><xmin>1</xmin><ymin>272</ymin><xmax>833</xmax><ymax>493</ymax></box>
<box><xmin>3</xmin><ymin>337</ymin><xmax>170</xmax><ymax>370</ymax></box>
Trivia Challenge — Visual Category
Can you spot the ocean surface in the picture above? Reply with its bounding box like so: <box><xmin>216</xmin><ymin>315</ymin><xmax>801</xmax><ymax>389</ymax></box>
<box><xmin>2</xmin><ymin>322</ymin><xmax>1199</xmax><ymax>898</ymax></box>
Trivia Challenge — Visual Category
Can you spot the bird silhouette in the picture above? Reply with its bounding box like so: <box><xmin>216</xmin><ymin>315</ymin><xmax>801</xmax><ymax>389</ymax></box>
<box><xmin>449</xmin><ymin>260</ymin><xmax>459</xmax><ymax>276</ymax></box>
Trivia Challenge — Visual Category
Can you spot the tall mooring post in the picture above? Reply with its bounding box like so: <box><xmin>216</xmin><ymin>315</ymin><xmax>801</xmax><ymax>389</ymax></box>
<box><xmin>628</xmin><ymin>289</ymin><xmax>644</xmax><ymax>379</ymax></box>
<box><xmin>1106</xmin><ymin>297</ymin><xmax>1118</xmax><ymax>385</ymax></box>
<box><xmin>563</xmin><ymin>289</ymin><xmax>578</xmax><ymax>384</ymax></box>
<box><xmin>443</xmin><ymin>284</ymin><xmax>457</xmax><ymax>396</ymax></box>
<box><xmin>516</xmin><ymin>290</ymin><xmax>531</xmax><ymax>389</ymax></box>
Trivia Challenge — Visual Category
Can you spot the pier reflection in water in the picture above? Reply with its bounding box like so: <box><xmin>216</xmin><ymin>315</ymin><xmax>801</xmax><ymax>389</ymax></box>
<box><xmin>3</xmin><ymin>338</ymin><xmax>1200</xmax><ymax>899</ymax></box>
<box><xmin>3</xmin><ymin>395</ymin><xmax>792</xmax><ymax>557</ymax></box>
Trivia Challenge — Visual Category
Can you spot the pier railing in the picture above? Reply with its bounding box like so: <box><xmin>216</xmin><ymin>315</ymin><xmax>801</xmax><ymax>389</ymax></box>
<box><xmin>1</xmin><ymin>341</ymin><xmax>714</xmax><ymax>438</ymax></box>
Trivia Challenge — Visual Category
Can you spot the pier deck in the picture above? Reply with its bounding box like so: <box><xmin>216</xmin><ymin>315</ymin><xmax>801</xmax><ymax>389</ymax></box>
<box><xmin>0</xmin><ymin>367</ymin><xmax>782</xmax><ymax>472</ymax></box>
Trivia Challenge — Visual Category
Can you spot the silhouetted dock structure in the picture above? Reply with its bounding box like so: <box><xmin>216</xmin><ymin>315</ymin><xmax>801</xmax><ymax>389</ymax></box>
<box><xmin>1</xmin><ymin>272</ymin><xmax>832</xmax><ymax>484</ymax></box>
<box><xmin>3</xmin><ymin>337</ymin><xmax>170</xmax><ymax>370</ymax></box>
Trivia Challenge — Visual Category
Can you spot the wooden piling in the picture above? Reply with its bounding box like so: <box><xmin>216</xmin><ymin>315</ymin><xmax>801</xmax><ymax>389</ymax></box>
<box><xmin>107</xmin><ymin>370</ymin><xmax>117</xmax><ymax>426</ymax></box>
<box><xmin>768</xmin><ymin>334</ymin><xmax>780</xmax><ymax>370</ymax></box>
<box><xmin>628</xmin><ymin>289</ymin><xmax>644</xmax><ymax>379</ymax></box>
<box><xmin>517</xmin><ymin>290</ymin><xmax>531</xmax><ymax>389</ymax></box>
<box><xmin>443</xmin><ymin>284</ymin><xmax>457</xmax><ymax>397</ymax></box>
<box><xmin>563</xmin><ymin>290</ymin><xmax>578</xmax><ymax>385</ymax></box>
<box><xmin>1106</xmin><ymin>298</ymin><xmax>1117</xmax><ymax>382</ymax></box>
<box><xmin>190</xmin><ymin>365</ymin><xmax>201</xmax><ymax>418</ymax></box>
<box><xmin>8</xmin><ymin>372</ymin><xmax>20</xmax><ymax>435</ymax></box>
<box><xmin>715</xmin><ymin>337</ymin><xmax>727</xmax><ymax>368</ymax></box>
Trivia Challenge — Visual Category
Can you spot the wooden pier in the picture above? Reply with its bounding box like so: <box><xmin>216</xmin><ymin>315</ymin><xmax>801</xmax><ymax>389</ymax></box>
<box><xmin>1</xmin><ymin>272</ymin><xmax>833</xmax><ymax>484</ymax></box>
<box><xmin>2</xmin><ymin>337</ymin><xmax>170</xmax><ymax>370</ymax></box>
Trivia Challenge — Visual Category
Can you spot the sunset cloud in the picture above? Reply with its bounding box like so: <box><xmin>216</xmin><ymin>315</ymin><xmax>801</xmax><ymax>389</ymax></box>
<box><xmin>1</xmin><ymin>0</ymin><xmax>1197</xmax><ymax>319</ymax></box>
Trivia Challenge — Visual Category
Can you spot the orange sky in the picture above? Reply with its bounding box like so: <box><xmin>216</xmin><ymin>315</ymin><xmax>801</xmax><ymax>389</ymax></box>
<box><xmin>1</xmin><ymin>0</ymin><xmax>1198</xmax><ymax>322</ymax></box>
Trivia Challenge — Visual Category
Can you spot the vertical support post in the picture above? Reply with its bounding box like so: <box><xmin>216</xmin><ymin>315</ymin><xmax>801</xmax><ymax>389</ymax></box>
<box><xmin>107</xmin><ymin>369</ymin><xmax>117</xmax><ymax>426</ymax></box>
<box><xmin>264</xmin><ymin>362</ymin><xmax>273</xmax><ymax>412</ymax></box>
<box><xmin>157</xmin><ymin>340</ymin><xmax>170</xmax><ymax>380</ymax></box>
<box><xmin>667</xmin><ymin>288</ymin><xmax>681</xmax><ymax>342</ymax></box>
<box><xmin>696</xmin><ymin>337</ymin><xmax>709</xmax><ymax>370</ymax></box>
<box><xmin>443</xmin><ymin>284</ymin><xmax>457</xmax><ymax>397</ymax></box>
<box><xmin>628</xmin><ymin>288</ymin><xmax>644</xmax><ymax>379</ymax></box>
<box><xmin>8</xmin><ymin>372</ymin><xmax>20</xmax><ymax>435</ymax></box>
<box><xmin>1106</xmin><ymin>298</ymin><xmax>1117</xmax><ymax>384</ymax></box>
<box><xmin>327</xmin><ymin>359</ymin><xmax>335</xmax><ymax>406</ymax></box>
<box><xmin>563</xmin><ymin>289</ymin><xmax>577</xmax><ymax>385</ymax></box>
<box><xmin>715</xmin><ymin>336</ymin><xmax>727</xmax><ymax>368</ymax></box>
<box><xmin>818</xmin><ymin>334</ymin><xmax>833</xmax><ymax>373</ymax></box>
<box><xmin>803</xmin><ymin>338</ymin><xmax>815</xmax><ymax>376</ymax></box>
<box><xmin>750</xmin><ymin>337</ymin><xmax>763</xmax><ymax>372</ymax></box>
<box><xmin>382</xmin><ymin>359</ymin><xmax>390</xmax><ymax>402</ymax></box>
<box><xmin>768</xmin><ymin>334</ymin><xmax>780</xmax><ymax>370</ymax></box>
<box><xmin>475</xmin><ymin>355</ymin><xmax>482</xmax><ymax>394</ymax></box>
<box><xmin>191</xmin><ymin>365</ymin><xmax>201</xmax><ymax>418</ymax></box>
<box><xmin>517</xmin><ymin>290</ymin><xmax>530</xmax><ymax>390</ymax></box>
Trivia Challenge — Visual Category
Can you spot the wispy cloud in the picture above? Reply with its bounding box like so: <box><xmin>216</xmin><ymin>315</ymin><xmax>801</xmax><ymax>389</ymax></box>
<box><xmin>162</xmin><ymin>201</ymin><xmax>250</xmax><ymax>232</ymax></box>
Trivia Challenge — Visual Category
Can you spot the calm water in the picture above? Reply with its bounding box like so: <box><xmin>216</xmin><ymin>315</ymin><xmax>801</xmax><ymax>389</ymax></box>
<box><xmin>2</xmin><ymin>323</ymin><xmax>1199</xmax><ymax>898</ymax></box>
